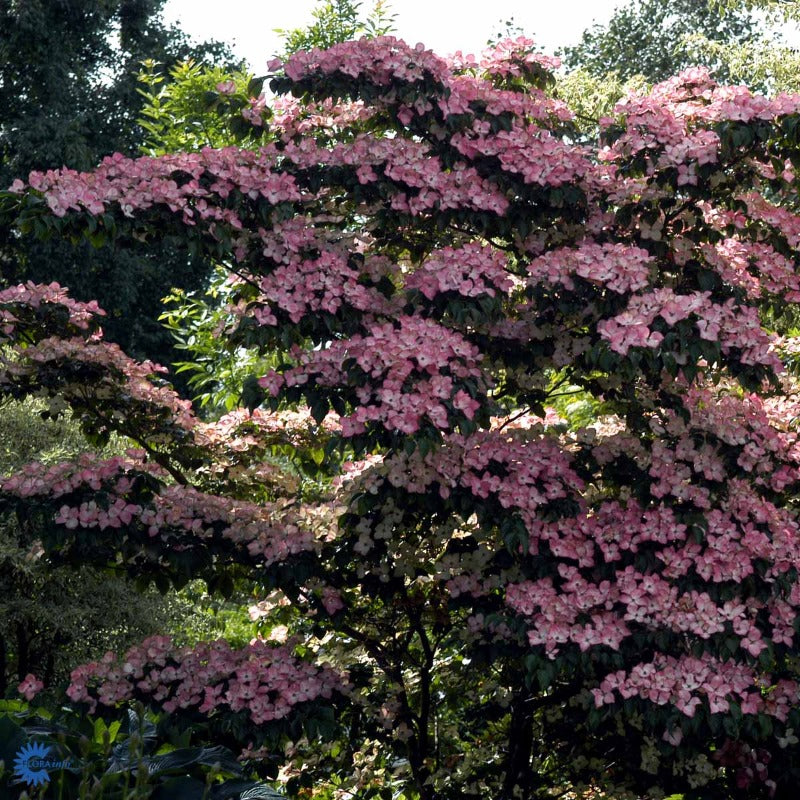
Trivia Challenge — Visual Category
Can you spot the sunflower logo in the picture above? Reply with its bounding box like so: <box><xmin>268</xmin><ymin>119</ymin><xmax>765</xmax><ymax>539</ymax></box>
<box><xmin>13</xmin><ymin>741</ymin><xmax>52</xmax><ymax>787</ymax></box>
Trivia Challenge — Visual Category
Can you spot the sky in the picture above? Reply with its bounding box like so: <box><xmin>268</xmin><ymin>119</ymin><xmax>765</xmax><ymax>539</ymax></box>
<box><xmin>161</xmin><ymin>0</ymin><xmax>629</xmax><ymax>71</ymax></box>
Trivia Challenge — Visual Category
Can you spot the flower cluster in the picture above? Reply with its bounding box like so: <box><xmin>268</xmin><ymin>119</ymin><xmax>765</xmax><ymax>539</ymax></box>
<box><xmin>473</xmin><ymin>36</ymin><xmax>560</xmax><ymax>80</ymax></box>
<box><xmin>4</xmin><ymin>336</ymin><xmax>198</xmax><ymax>432</ymax></box>
<box><xmin>194</xmin><ymin>406</ymin><xmax>340</xmax><ymax>453</ymax></box>
<box><xmin>280</xmin><ymin>35</ymin><xmax>451</xmax><ymax>88</ymax></box>
<box><xmin>741</xmin><ymin>191</ymin><xmax>800</xmax><ymax>249</ymax></box>
<box><xmin>1</xmin><ymin>451</ymin><xmax>316</xmax><ymax>566</ymax></box>
<box><xmin>67</xmin><ymin>636</ymin><xmax>345</xmax><ymax>723</ymax></box>
<box><xmin>702</xmin><ymin>238</ymin><xmax>800</xmax><ymax>301</ymax></box>
<box><xmin>438</xmin><ymin>72</ymin><xmax>572</xmax><ymax>124</ymax></box>
<box><xmin>697</xmin><ymin>85</ymin><xmax>800</xmax><ymax>124</ymax></box>
<box><xmin>270</xmin><ymin>96</ymin><xmax>375</xmax><ymax>140</ymax></box>
<box><xmin>14</xmin><ymin>147</ymin><xmax>299</xmax><ymax>226</ymax></box>
<box><xmin>253</xmin><ymin>248</ymin><xmax>392</xmax><ymax>325</ymax></box>
<box><xmin>17</xmin><ymin>673</ymin><xmax>45</xmax><ymax>701</ymax></box>
<box><xmin>527</xmin><ymin>242</ymin><xmax>652</xmax><ymax>294</ymax></box>
<box><xmin>372</xmin><ymin>428</ymin><xmax>584</xmax><ymax>523</ymax></box>
<box><xmin>261</xmin><ymin>315</ymin><xmax>488</xmax><ymax>435</ymax></box>
<box><xmin>593</xmin><ymin>654</ymin><xmax>798</xmax><ymax>721</ymax></box>
<box><xmin>280</xmin><ymin>134</ymin><xmax>511</xmax><ymax>215</ymax></box>
<box><xmin>450</xmin><ymin>124</ymin><xmax>590</xmax><ymax>187</ymax></box>
<box><xmin>404</xmin><ymin>242</ymin><xmax>512</xmax><ymax>300</ymax></box>
<box><xmin>682</xmin><ymin>383</ymin><xmax>800</xmax><ymax>484</ymax></box>
<box><xmin>0</xmin><ymin>281</ymin><xmax>104</xmax><ymax>337</ymax></box>
<box><xmin>601</xmin><ymin>68</ymin><xmax>800</xmax><ymax>163</ymax></box>
<box><xmin>506</xmin><ymin>553</ymin><xmax>788</xmax><ymax>661</ymax></box>
<box><xmin>53</xmin><ymin>483</ymin><xmax>315</xmax><ymax>565</ymax></box>
<box><xmin>597</xmin><ymin>288</ymin><xmax>779</xmax><ymax>368</ymax></box>
<box><xmin>0</xmin><ymin>450</ymin><xmax>161</xmax><ymax>499</ymax></box>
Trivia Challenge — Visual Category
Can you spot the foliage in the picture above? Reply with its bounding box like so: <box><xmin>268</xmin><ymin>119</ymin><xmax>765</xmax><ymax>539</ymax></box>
<box><xmin>0</xmin><ymin>700</ymin><xmax>279</xmax><ymax>799</ymax></box>
<box><xmin>6</xmin><ymin>33</ymin><xmax>800</xmax><ymax>800</ymax></box>
<box><xmin>160</xmin><ymin>268</ymin><xmax>278</xmax><ymax>415</ymax></box>
<box><xmin>137</xmin><ymin>60</ymin><xmax>268</xmax><ymax>156</ymax></box>
<box><xmin>555</xmin><ymin>67</ymin><xmax>649</xmax><ymax>138</ymax></box>
<box><xmin>138</xmin><ymin>1</ymin><xmax>394</xmax><ymax>416</ymax></box>
<box><xmin>136</xmin><ymin>56</ymin><xmax>275</xmax><ymax>413</ymax></box>
<box><xmin>683</xmin><ymin>32</ymin><xmax>800</xmax><ymax>94</ymax></box>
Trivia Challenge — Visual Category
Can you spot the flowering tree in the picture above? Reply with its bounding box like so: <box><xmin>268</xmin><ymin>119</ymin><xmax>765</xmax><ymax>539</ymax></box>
<box><xmin>4</xmin><ymin>34</ymin><xmax>800</xmax><ymax>799</ymax></box>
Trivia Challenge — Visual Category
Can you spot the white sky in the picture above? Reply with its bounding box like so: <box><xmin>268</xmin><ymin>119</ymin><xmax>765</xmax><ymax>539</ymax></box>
<box><xmin>161</xmin><ymin>0</ymin><xmax>628</xmax><ymax>71</ymax></box>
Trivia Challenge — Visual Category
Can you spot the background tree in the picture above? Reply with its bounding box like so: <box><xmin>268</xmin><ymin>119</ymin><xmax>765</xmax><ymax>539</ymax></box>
<box><xmin>683</xmin><ymin>25</ymin><xmax>800</xmax><ymax>94</ymax></box>
<box><xmin>560</xmin><ymin>0</ymin><xmax>761</xmax><ymax>83</ymax></box>
<box><xmin>556</xmin><ymin>0</ymin><xmax>781</xmax><ymax>139</ymax></box>
<box><xmin>714</xmin><ymin>0</ymin><xmax>800</xmax><ymax>20</ymax></box>
<box><xmin>0</xmin><ymin>0</ymin><xmax>232</xmax><ymax>370</ymax></box>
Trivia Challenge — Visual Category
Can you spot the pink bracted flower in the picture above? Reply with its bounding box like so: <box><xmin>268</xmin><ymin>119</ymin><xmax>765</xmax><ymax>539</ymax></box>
<box><xmin>18</xmin><ymin>673</ymin><xmax>44</xmax><ymax>701</ymax></box>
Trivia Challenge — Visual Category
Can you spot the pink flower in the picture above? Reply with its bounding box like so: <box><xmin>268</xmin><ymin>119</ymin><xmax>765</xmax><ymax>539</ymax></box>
<box><xmin>18</xmin><ymin>673</ymin><xmax>44</xmax><ymax>701</ymax></box>
<box><xmin>321</xmin><ymin>587</ymin><xmax>345</xmax><ymax>615</ymax></box>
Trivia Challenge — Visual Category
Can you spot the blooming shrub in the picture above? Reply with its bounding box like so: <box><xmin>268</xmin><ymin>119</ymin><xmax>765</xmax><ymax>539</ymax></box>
<box><xmin>3</xmin><ymin>34</ymin><xmax>800</xmax><ymax>799</ymax></box>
